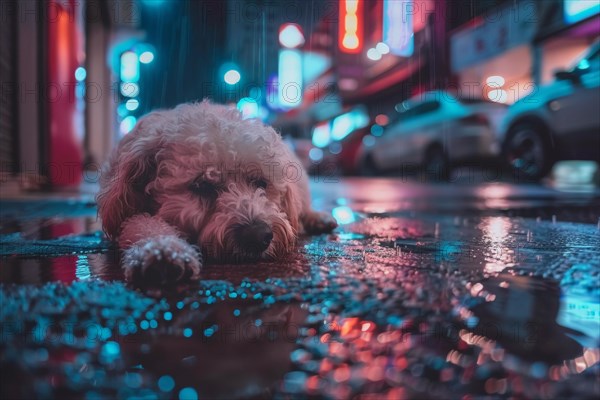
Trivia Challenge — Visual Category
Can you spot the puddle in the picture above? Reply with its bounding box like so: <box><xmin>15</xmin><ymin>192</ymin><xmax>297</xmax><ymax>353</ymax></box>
<box><xmin>121</xmin><ymin>301</ymin><xmax>308</xmax><ymax>399</ymax></box>
<box><xmin>467</xmin><ymin>274</ymin><xmax>591</xmax><ymax>364</ymax></box>
<box><xmin>0</xmin><ymin>279</ymin><xmax>308</xmax><ymax>399</ymax></box>
<box><xmin>0</xmin><ymin>251</ymin><xmax>121</xmax><ymax>284</ymax></box>
<box><xmin>0</xmin><ymin>199</ymin><xmax>96</xmax><ymax>218</ymax></box>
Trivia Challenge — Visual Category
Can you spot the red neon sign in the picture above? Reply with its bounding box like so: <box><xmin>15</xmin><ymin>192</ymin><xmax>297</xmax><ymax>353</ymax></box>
<box><xmin>339</xmin><ymin>0</ymin><xmax>363</xmax><ymax>54</ymax></box>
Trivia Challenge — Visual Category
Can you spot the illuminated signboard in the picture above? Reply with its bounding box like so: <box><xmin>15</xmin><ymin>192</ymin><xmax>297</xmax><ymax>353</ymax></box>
<box><xmin>383</xmin><ymin>0</ymin><xmax>414</xmax><ymax>57</ymax></box>
<box><xmin>564</xmin><ymin>0</ymin><xmax>600</xmax><ymax>24</ymax></box>
<box><xmin>339</xmin><ymin>0</ymin><xmax>363</xmax><ymax>54</ymax></box>
<box><xmin>278</xmin><ymin>49</ymin><xmax>303</xmax><ymax>108</ymax></box>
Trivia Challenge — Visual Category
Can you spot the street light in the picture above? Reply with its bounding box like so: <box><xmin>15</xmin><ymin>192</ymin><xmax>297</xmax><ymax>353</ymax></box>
<box><xmin>279</xmin><ymin>24</ymin><xmax>304</xmax><ymax>48</ymax></box>
<box><xmin>224</xmin><ymin>69</ymin><xmax>241</xmax><ymax>85</ymax></box>
<box><xmin>139</xmin><ymin>51</ymin><xmax>154</xmax><ymax>64</ymax></box>
<box><xmin>125</xmin><ymin>99</ymin><xmax>140</xmax><ymax>111</ymax></box>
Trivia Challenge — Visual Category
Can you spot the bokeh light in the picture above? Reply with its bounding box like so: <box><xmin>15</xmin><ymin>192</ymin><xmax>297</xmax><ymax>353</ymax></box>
<box><xmin>486</xmin><ymin>75</ymin><xmax>505</xmax><ymax>88</ymax></box>
<box><xmin>367</xmin><ymin>48</ymin><xmax>381</xmax><ymax>61</ymax></box>
<box><xmin>125</xmin><ymin>99</ymin><xmax>139</xmax><ymax>111</ymax></box>
<box><xmin>279</xmin><ymin>24</ymin><xmax>305</xmax><ymax>48</ymax></box>
<box><xmin>332</xmin><ymin>206</ymin><xmax>356</xmax><ymax>224</ymax></box>
<box><xmin>309</xmin><ymin>147</ymin><xmax>324</xmax><ymax>162</ymax></box>
<box><xmin>119</xmin><ymin>116</ymin><xmax>137</xmax><ymax>135</ymax></box>
<box><xmin>74</xmin><ymin>67</ymin><xmax>86</xmax><ymax>81</ymax></box>
<box><xmin>178</xmin><ymin>387</ymin><xmax>198</xmax><ymax>400</ymax></box>
<box><xmin>237</xmin><ymin>97</ymin><xmax>259</xmax><ymax>119</ymax></box>
<box><xmin>139</xmin><ymin>51</ymin><xmax>154</xmax><ymax>64</ymax></box>
<box><xmin>224</xmin><ymin>69</ymin><xmax>241</xmax><ymax>85</ymax></box>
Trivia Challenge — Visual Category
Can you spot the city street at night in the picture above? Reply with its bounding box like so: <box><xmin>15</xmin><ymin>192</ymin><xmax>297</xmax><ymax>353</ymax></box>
<box><xmin>2</xmin><ymin>0</ymin><xmax>600</xmax><ymax>398</ymax></box>
<box><xmin>1</xmin><ymin>178</ymin><xmax>599</xmax><ymax>399</ymax></box>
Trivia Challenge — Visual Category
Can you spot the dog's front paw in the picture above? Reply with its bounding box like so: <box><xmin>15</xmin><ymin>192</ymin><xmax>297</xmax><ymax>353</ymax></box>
<box><xmin>122</xmin><ymin>236</ymin><xmax>201</xmax><ymax>285</ymax></box>
<box><xmin>302</xmin><ymin>211</ymin><xmax>338</xmax><ymax>234</ymax></box>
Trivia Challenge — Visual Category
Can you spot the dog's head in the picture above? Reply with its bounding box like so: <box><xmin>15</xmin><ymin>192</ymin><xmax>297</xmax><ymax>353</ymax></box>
<box><xmin>97</xmin><ymin>101</ymin><xmax>303</xmax><ymax>262</ymax></box>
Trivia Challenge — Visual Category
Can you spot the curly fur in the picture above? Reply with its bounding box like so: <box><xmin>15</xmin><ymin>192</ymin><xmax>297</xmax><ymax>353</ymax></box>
<box><xmin>97</xmin><ymin>101</ymin><xmax>337</xmax><ymax>284</ymax></box>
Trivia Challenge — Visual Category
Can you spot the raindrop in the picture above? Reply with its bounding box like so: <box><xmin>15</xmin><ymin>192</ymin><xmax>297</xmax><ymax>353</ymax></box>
<box><xmin>282</xmin><ymin>371</ymin><xmax>308</xmax><ymax>393</ymax></box>
<box><xmin>99</xmin><ymin>342</ymin><xmax>120</xmax><ymax>364</ymax></box>
<box><xmin>125</xmin><ymin>372</ymin><xmax>142</xmax><ymax>388</ymax></box>
<box><xmin>178</xmin><ymin>387</ymin><xmax>198</xmax><ymax>400</ymax></box>
<box><xmin>466</xmin><ymin>316</ymin><xmax>479</xmax><ymax>328</ymax></box>
<box><xmin>158</xmin><ymin>375</ymin><xmax>175</xmax><ymax>392</ymax></box>
<box><xmin>531</xmin><ymin>362</ymin><xmax>548</xmax><ymax>379</ymax></box>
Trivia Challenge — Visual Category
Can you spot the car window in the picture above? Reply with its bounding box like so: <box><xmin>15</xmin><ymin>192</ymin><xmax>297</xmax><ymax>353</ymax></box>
<box><xmin>395</xmin><ymin>100</ymin><xmax>440</xmax><ymax>122</ymax></box>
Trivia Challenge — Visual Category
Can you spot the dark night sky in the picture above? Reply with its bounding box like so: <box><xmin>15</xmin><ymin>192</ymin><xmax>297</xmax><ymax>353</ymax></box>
<box><xmin>138</xmin><ymin>0</ymin><xmax>227</xmax><ymax>113</ymax></box>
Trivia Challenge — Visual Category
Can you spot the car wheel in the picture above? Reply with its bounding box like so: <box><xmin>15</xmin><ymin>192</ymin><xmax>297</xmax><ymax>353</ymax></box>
<box><xmin>361</xmin><ymin>155</ymin><xmax>379</xmax><ymax>176</ymax></box>
<box><xmin>423</xmin><ymin>145</ymin><xmax>450</xmax><ymax>181</ymax></box>
<box><xmin>503</xmin><ymin>123</ymin><xmax>552</xmax><ymax>181</ymax></box>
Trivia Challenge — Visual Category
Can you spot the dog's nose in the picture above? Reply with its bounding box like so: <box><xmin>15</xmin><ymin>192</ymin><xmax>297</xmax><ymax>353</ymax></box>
<box><xmin>236</xmin><ymin>221</ymin><xmax>273</xmax><ymax>253</ymax></box>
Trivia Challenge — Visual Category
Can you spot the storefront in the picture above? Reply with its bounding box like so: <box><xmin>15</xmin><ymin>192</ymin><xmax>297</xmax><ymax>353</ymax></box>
<box><xmin>337</xmin><ymin>0</ymin><xmax>442</xmax><ymax>111</ymax></box>
<box><xmin>449</xmin><ymin>1</ymin><xmax>538</xmax><ymax>104</ymax></box>
<box><xmin>450</xmin><ymin>0</ymin><xmax>599</xmax><ymax>104</ymax></box>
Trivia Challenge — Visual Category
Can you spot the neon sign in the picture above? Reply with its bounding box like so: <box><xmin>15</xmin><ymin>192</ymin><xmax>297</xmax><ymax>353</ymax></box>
<box><xmin>383</xmin><ymin>0</ymin><xmax>414</xmax><ymax>57</ymax></box>
<box><xmin>339</xmin><ymin>0</ymin><xmax>363</xmax><ymax>53</ymax></box>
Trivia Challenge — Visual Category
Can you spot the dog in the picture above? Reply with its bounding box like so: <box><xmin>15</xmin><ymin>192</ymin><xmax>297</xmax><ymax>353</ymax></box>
<box><xmin>97</xmin><ymin>101</ymin><xmax>337</xmax><ymax>284</ymax></box>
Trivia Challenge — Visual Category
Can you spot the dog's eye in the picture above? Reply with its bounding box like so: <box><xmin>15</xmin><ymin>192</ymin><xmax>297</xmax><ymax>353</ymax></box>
<box><xmin>190</xmin><ymin>179</ymin><xmax>218</xmax><ymax>200</ymax></box>
<box><xmin>252</xmin><ymin>178</ymin><xmax>268</xmax><ymax>189</ymax></box>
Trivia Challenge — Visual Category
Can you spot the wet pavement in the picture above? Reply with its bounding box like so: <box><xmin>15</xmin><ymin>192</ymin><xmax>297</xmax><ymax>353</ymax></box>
<box><xmin>1</xmin><ymin>178</ymin><xmax>599</xmax><ymax>399</ymax></box>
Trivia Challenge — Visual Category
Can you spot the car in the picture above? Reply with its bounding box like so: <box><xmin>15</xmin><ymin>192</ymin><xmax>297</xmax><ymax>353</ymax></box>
<box><xmin>284</xmin><ymin>136</ymin><xmax>340</xmax><ymax>176</ymax></box>
<box><xmin>356</xmin><ymin>91</ymin><xmax>507</xmax><ymax>179</ymax></box>
<box><xmin>317</xmin><ymin>126</ymin><xmax>370</xmax><ymax>175</ymax></box>
<box><xmin>336</xmin><ymin>126</ymin><xmax>371</xmax><ymax>175</ymax></box>
<box><xmin>500</xmin><ymin>40</ymin><xmax>600</xmax><ymax>180</ymax></box>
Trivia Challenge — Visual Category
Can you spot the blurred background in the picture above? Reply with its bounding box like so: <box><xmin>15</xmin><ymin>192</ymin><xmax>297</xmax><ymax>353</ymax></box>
<box><xmin>1</xmin><ymin>0</ymin><xmax>599</xmax><ymax>190</ymax></box>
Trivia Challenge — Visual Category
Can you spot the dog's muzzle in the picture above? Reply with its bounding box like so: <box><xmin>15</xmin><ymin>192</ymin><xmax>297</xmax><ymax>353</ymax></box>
<box><xmin>235</xmin><ymin>221</ymin><xmax>273</xmax><ymax>254</ymax></box>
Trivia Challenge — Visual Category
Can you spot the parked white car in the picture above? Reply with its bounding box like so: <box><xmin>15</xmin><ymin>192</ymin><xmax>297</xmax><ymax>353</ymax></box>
<box><xmin>356</xmin><ymin>91</ymin><xmax>507</xmax><ymax>178</ymax></box>
<box><xmin>500</xmin><ymin>40</ymin><xmax>600</xmax><ymax>180</ymax></box>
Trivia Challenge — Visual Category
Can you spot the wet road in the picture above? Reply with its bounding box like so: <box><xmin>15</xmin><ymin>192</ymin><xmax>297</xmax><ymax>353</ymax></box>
<box><xmin>1</xmin><ymin>178</ymin><xmax>599</xmax><ymax>399</ymax></box>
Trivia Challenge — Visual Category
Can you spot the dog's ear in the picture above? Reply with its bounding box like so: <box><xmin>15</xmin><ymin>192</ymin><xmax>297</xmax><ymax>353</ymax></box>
<box><xmin>281</xmin><ymin>183</ymin><xmax>301</xmax><ymax>233</ymax></box>
<box><xmin>96</xmin><ymin>117</ymin><xmax>162</xmax><ymax>240</ymax></box>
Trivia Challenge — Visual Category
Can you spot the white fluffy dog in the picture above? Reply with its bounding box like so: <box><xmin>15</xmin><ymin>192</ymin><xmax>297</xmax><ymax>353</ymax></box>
<box><xmin>97</xmin><ymin>101</ymin><xmax>337</xmax><ymax>284</ymax></box>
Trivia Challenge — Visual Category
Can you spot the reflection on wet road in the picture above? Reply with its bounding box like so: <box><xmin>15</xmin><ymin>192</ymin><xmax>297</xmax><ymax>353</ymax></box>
<box><xmin>1</xmin><ymin>179</ymin><xmax>599</xmax><ymax>399</ymax></box>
